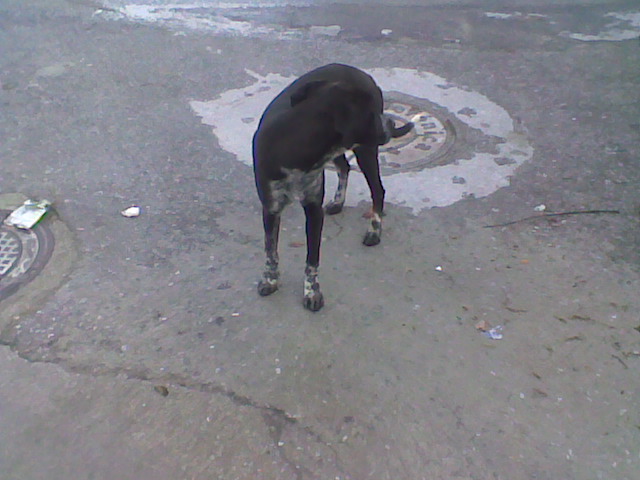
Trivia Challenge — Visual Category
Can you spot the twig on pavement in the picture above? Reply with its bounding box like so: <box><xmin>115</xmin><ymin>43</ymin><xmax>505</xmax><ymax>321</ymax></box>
<box><xmin>483</xmin><ymin>209</ymin><xmax>620</xmax><ymax>229</ymax></box>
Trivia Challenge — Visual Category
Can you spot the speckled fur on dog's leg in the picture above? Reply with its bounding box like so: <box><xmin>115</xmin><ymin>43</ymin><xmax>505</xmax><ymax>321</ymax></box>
<box><xmin>363</xmin><ymin>211</ymin><xmax>382</xmax><ymax>246</ymax></box>
<box><xmin>258</xmin><ymin>258</ymin><xmax>279</xmax><ymax>296</ymax></box>
<box><xmin>325</xmin><ymin>154</ymin><xmax>350</xmax><ymax>215</ymax></box>
<box><xmin>303</xmin><ymin>265</ymin><xmax>324</xmax><ymax>311</ymax></box>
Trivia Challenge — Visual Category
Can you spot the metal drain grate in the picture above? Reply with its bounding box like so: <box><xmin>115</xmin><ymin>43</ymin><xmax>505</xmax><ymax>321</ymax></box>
<box><xmin>379</xmin><ymin>100</ymin><xmax>456</xmax><ymax>174</ymax></box>
<box><xmin>336</xmin><ymin>95</ymin><xmax>457</xmax><ymax>176</ymax></box>
<box><xmin>0</xmin><ymin>229</ymin><xmax>23</xmax><ymax>276</ymax></box>
<box><xmin>0</xmin><ymin>210</ymin><xmax>55</xmax><ymax>301</ymax></box>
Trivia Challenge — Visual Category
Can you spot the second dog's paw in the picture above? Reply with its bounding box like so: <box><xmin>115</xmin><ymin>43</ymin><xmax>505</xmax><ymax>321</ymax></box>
<box><xmin>258</xmin><ymin>278</ymin><xmax>279</xmax><ymax>296</ymax></box>
<box><xmin>363</xmin><ymin>231</ymin><xmax>381</xmax><ymax>246</ymax></box>
<box><xmin>324</xmin><ymin>202</ymin><xmax>344</xmax><ymax>215</ymax></box>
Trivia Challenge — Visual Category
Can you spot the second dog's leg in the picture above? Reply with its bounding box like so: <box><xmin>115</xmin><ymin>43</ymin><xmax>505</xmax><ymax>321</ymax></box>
<box><xmin>258</xmin><ymin>208</ymin><xmax>281</xmax><ymax>296</ymax></box>
<box><xmin>302</xmin><ymin>202</ymin><xmax>324</xmax><ymax>311</ymax></box>
<box><xmin>325</xmin><ymin>154</ymin><xmax>350</xmax><ymax>215</ymax></box>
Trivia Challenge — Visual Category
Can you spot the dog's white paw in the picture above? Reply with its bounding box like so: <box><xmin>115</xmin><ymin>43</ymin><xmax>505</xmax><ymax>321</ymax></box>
<box><xmin>303</xmin><ymin>266</ymin><xmax>324</xmax><ymax>311</ymax></box>
<box><xmin>303</xmin><ymin>290</ymin><xmax>324</xmax><ymax>311</ymax></box>
<box><xmin>363</xmin><ymin>231</ymin><xmax>381</xmax><ymax>246</ymax></box>
<box><xmin>324</xmin><ymin>201</ymin><xmax>344</xmax><ymax>215</ymax></box>
<box><xmin>363</xmin><ymin>212</ymin><xmax>382</xmax><ymax>246</ymax></box>
<box><xmin>258</xmin><ymin>277</ymin><xmax>279</xmax><ymax>296</ymax></box>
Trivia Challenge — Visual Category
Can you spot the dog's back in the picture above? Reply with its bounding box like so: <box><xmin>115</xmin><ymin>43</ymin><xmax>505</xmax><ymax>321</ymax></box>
<box><xmin>257</xmin><ymin>63</ymin><xmax>383</xmax><ymax>127</ymax></box>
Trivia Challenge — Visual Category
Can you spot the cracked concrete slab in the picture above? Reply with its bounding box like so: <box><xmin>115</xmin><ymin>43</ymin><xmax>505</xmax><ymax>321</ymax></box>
<box><xmin>0</xmin><ymin>346</ymin><xmax>344</xmax><ymax>480</ymax></box>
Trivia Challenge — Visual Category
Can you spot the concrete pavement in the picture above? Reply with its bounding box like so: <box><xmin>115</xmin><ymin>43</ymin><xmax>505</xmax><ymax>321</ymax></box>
<box><xmin>1</xmin><ymin>0</ymin><xmax>639</xmax><ymax>478</ymax></box>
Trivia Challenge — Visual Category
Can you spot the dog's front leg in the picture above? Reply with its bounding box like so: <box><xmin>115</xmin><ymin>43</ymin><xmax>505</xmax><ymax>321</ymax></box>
<box><xmin>354</xmin><ymin>145</ymin><xmax>384</xmax><ymax>246</ymax></box>
<box><xmin>258</xmin><ymin>208</ymin><xmax>281</xmax><ymax>296</ymax></box>
<box><xmin>325</xmin><ymin>154</ymin><xmax>350</xmax><ymax>215</ymax></box>
<box><xmin>302</xmin><ymin>202</ymin><xmax>324</xmax><ymax>311</ymax></box>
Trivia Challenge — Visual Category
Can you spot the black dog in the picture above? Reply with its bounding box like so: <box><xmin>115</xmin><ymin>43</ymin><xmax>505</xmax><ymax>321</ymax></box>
<box><xmin>253</xmin><ymin>64</ymin><xmax>413</xmax><ymax>311</ymax></box>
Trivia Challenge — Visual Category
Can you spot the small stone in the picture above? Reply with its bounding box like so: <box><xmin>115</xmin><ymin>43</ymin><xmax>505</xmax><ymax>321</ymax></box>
<box><xmin>532</xmin><ymin>388</ymin><xmax>548</xmax><ymax>398</ymax></box>
<box><xmin>154</xmin><ymin>385</ymin><xmax>169</xmax><ymax>397</ymax></box>
<box><xmin>475</xmin><ymin>320</ymin><xmax>490</xmax><ymax>332</ymax></box>
<box><xmin>494</xmin><ymin>157</ymin><xmax>516</xmax><ymax>166</ymax></box>
<box><xmin>457</xmin><ymin>107</ymin><xmax>477</xmax><ymax>116</ymax></box>
<box><xmin>1</xmin><ymin>80</ymin><xmax>18</xmax><ymax>91</ymax></box>
<box><xmin>121</xmin><ymin>206</ymin><xmax>141</xmax><ymax>217</ymax></box>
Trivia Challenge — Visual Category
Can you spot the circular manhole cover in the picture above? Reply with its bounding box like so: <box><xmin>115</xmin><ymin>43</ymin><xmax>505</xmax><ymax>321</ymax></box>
<box><xmin>336</xmin><ymin>95</ymin><xmax>457</xmax><ymax>176</ymax></box>
<box><xmin>381</xmin><ymin>99</ymin><xmax>456</xmax><ymax>173</ymax></box>
<box><xmin>0</xmin><ymin>211</ymin><xmax>55</xmax><ymax>301</ymax></box>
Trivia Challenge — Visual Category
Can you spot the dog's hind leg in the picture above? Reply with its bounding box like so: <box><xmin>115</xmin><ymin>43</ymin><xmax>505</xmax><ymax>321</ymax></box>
<box><xmin>354</xmin><ymin>144</ymin><xmax>384</xmax><ymax>246</ymax></box>
<box><xmin>258</xmin><ymin>208</ymin><xmax>281</xmax><ymax>296</ymax></box>
<box><xmin>325</xmin><ymin>154</ymin><xmax>350</xmax><ymax>215</ymax></box>
<box><xmin>302</xmin><ymin>201</ymin><xmax>325</xmax><ymax>311</ymax></box>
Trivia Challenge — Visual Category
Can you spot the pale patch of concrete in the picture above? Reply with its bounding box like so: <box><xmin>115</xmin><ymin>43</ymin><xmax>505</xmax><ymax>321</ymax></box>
<box><xmin>309</xmin><ymin>24</ymin><xmax>341</xmax><ymax>36</ymax></box>
<box><xmin>110</xmin><ymin>3</ymin><xmax>273</xmax><ymax>35</ymax></box>
<box><xmin>35</xmin><ymin>62</ymin><xmax>74</xmax><ymax>78</ymax></box>
<box><xmin>485</xmin><ymin>12</ymin><xmax>514</xmax><ymax>19</ymax></box>
<box><xmin>190</xmin><ymin>68</ymin><xmax>533</xmax><ymax>213</ymax></box>
<box><xmin>484</xmin><ymin>12</ymin><xmax>549</xmax><ymax>20</ymax></box>
<box><xmin>562</xmin><ymin>11</ymin><xmax>640</xmax><ymax>42</ymax></box>
<box><xmin>100</xmin><ymin>2</ymin><xmax>335</xmax><ymax>38</ymax></box>
<box><xmin>190</xmin><ymin>70</ymin><xmax>290</xmax><ymax>165</ymax></box>
<box><xmin>103</xmin><ymin>2</ymin><xmax>342</xmax><ymax>38</ymax></box>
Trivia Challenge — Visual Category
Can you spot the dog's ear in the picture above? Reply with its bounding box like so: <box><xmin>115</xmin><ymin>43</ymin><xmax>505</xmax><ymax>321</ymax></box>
<box><xmin>290</xmin><ymin>81</ymin><xmax>328</xmax><ymax>107</ymax></box>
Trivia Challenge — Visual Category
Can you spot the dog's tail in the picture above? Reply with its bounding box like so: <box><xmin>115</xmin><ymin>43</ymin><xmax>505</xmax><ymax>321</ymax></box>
<box><xmin>391</xmin><ymin>121</ymin><xmax>414</xmax><ymax>138</ymax></box>
<box><xmin>379</xmin><ymin>115</ymin><xmax>414</xmax><ymax>145</ymax></box>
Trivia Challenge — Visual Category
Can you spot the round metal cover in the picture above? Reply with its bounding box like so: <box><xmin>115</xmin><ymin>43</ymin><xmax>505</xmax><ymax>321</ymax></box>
<box><xmin>0</xmin><ymin>211</ymin><xmax>55</xmax><ymax>301</ymax></box>
<box><xmin>336</xmin><ymin>94</ymin><xmax>456</xmax><ymax>176</ymax></box>
<box><xmin>379</xmin><ymin>99</ymin><xmax>456</xmax><ymax>174</ymax></box>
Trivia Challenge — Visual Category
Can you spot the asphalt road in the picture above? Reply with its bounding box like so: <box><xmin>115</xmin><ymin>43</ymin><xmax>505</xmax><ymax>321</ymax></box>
<box><xmin>1</xmin><ymin>1</ymin><xmax>640</xmax><ymax>479</ymax></box>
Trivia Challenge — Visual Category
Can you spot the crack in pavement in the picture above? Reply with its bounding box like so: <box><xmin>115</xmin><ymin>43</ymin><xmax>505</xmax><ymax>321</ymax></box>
<box><xmin>262</xmin><ymin>410</ymin><xmax>315</xmax><ymax>480</ymax></box>
<box><xmin>1</xmin><ymin>342</ymin><xmax>349</xmax><ymax>479</ymax></box>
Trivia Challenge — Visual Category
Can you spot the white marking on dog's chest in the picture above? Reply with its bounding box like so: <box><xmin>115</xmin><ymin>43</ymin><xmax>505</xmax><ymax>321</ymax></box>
<box><xmin>267</xmin><ymin>168</ymin><xmax>322</xmax><ymax>212</ymax></box>
<box><xmin>266</xmin><ymin>147</ymin><xmax>349</xmax><ymax>213</ymax></box>
<box><xmin>283</xmin><ymin>168</ymin><xmax>323</xmax><ymax>194</ymax></box>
